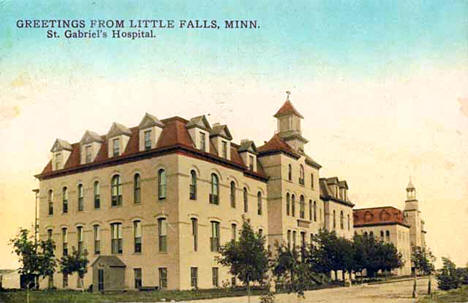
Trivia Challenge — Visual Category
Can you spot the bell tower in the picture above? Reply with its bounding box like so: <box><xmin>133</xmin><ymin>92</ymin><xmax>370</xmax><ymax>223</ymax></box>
<box><xmin>274</xmin><ymin>91</ymin><xmax>308</xmax><ymax>152</ymax></box>
<box><xmin>404</xmin><ymin>178</ymin><xmax>422</xmax><ymax>247</ymax></box>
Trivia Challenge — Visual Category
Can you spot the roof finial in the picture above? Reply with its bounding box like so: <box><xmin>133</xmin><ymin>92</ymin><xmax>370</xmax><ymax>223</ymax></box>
<box><xmin>286</xmin><ymin>90</ymin><xmax>291</xmax><ymax>101</ymax></box>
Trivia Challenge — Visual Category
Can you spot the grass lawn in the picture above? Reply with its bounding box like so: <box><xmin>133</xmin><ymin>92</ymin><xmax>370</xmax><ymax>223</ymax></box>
<box><xmin>0</xmin><ymin>288</ymin><xmax>269</xmax><ymax>303</ymax></box>
<box><xmin>418</xmin><ymin>286</ymin><xmax>468</xmax><ymax>303</ymax></box>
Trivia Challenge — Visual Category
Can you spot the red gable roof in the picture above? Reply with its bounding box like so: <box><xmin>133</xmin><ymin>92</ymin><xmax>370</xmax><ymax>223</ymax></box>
<box><xmin>274</xmin><ymin>100</ymin><xmax>304</xmax><ymax>118</ymax></box>
<box><xmin>38</xmin><ymin>116</ymin><xmax>267</xmax><ymax>181</ymax></box>
<box><xmin>353</xmin><ymin>207</ymin><xmax>409</xmax><ymax>228</ymax></box>
<box><xmin>258</xmin><ymin>134</ymin><xmax>300</xmax><ymax>159</ymax></box>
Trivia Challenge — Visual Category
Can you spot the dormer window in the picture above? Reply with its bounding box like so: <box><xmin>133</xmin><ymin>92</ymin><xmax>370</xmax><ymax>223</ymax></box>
<box><xmin>50</xmin><ymin>138</ymin><xmax>72</xmax><ymax>171</ymax></box>
<box><xmin>80</xmin><ymin>130</ymin><xmax>103</xmax><ymax>164</ymax></box>
<box><xmin>144</xmin><ymin>130</ymin><xmax>152</xmax><ymax>151</ymax></box>
<box><xmin>249</xmin><ymin>155</ymin><xmax>254</xmax><ymax>170</ymax></box>
<box><xmin>55</xmin><ymin>153</ymin><xmax>62</xmax><ymax>169</ymax></box>
<box><xmin>113</xmin><ymin>138</ymin><xmax>120</xmax><ymax>156</ymax></box>
<box><xmin>85</xmin><ymin>146</ymin><xmax>92</xmax><ymax>163</ymax></box>
<box><xmin>222</xmin><ymin>141</ymin><xmax>227</xmax><ymax>158</ymax></box>
<box><xmin>238</xmin><ymin>139</ymin><xmax>258</xmax><ymax>172</ymax></box>
<box><xmin>199</xmin><ymin>131</ymin><xmax>206</xmax><ymax>152</ymax></box>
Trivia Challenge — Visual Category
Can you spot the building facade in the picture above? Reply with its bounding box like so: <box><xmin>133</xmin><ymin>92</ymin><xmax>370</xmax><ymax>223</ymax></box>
<box><xmin>36</xmin><ymin>98</ymin><xmax>354</xmax><ymax>290</ymax></box>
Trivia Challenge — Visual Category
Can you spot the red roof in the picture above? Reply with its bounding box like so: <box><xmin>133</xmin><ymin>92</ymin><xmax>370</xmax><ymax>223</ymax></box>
<box><xmin>274</xmin><ymin>100</ymin><xmax>304</xmax><ymax>118</ymax></box>
<box><xmin>353</xmin><ymin>207</ymin><xmax>409</xmax><ymax>227</ymax></box>
<box><xmin>258</xmin><ymin>134</ymin><xmax>300</xmax><ymax>158</ymax></box>
<box><xmin>38</xmin><ymin>116</ymin><xmax>267</xmax><ymax>181</ymax></box>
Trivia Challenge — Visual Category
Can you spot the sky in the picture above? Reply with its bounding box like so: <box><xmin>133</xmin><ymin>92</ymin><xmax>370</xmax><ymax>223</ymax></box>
<box><xmin>0</xmin><ymin>0</ymin><xmax>467</xmax><ymax>268</ymax></box>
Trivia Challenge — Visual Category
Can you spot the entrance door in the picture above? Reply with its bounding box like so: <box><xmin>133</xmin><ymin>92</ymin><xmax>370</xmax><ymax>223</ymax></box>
<box><xmin>98</xmin><ymin>269</ymin><xmax>104</xmax><ymax>291</ymax></box>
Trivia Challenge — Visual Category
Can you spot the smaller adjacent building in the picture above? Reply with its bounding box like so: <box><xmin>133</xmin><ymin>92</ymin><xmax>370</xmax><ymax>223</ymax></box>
<box><xmin>353</xmin><ymin>206</ymin><xmax>412</xmax><ymax>276</ymax></box>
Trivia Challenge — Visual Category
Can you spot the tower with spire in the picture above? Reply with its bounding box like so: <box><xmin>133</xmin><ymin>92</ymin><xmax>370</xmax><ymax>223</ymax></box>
<box><xmin>273</xmin><ymin>91</ymin><xmax>308</xmax><ymax>152</ymax></box>
<box><xmin>403</xmin><ymin>178</ymin><xmax>424</xmax><ymax>248</ymax></box>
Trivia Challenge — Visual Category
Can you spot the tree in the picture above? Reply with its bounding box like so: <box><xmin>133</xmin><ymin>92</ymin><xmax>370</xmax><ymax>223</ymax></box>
<box><xmin>59</xmin><ymin>246</ymin><xmax>89</xmax><ymax>290</ymax></box>
<box><xmin>217</xmin><ymin>218</ymin><xmax>269</xmax><ymax>303</ymax></box>
<box><xmin>379</xmin><ymin>242</ymin><xmax>403</xmax><ymax>276</ymax></box>
<box><xmin>272</xmin><ymin>245</ymin><xmax>313</xmax><ymax>301</ymax></box>
<box><xmin>412</xmin><ymin>246</ymin><xmax>435</xmax><ymax>295</ymax></box>
<box><xmin>9</xmin><ymin>228</ymin><xmax>57</xmax><ymax>289</ymax></box>
<box><xmin>307</xmin><ymin>229</ymin><xmax>337</xmax><ymax>278</ymax></box>
<box><xmin>436</xmin><ymin>257</ymin><xmax>460</xmax><ymax>291</ymax></box>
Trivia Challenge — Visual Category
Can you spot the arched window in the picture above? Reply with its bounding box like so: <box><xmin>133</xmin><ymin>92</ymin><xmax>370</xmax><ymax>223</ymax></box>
<box><xmin>111</xmin><ymin>222</ymin><xmax>123</xmax><ymax>254</ymax></box>
<box><xmin>347</xmin><ymin>214</ymin><xmax>350</xmax><ymax>230</ymax></box>
<box><xmin>243</xmin><ymin>187</ymin><xmax>248</xmax><ymax>213</ymax></box>
<box><xmin>134</xmin><ymin>174</ymin><xmax>141</xmax><ymax>203</ymax></box>
<box><xmin>299</xmin><ymin>165</ymin><xmax>305</xmax><ymax>185</ymax></box>
<box><xmin>370</xmin><ymin>231</ymin><xmax>374</xmax><ymax>238</ymax></box>
<box><xmin>299</xmin><ymin>195</ymin><xmax>305</xmax><ymax>219</ymax></box>
<box><xmin>134</xmin><ymin>220</ymin><xmax>142</xmax><ymax>253</ymax></box>
<box><xmin>77</xmin><ymin>184</ymin><xmax>84</xmax><ymax>211</ymax></box>
<box><xmin>48</xmin><ymin>190</ymin><xmax>53</xmax><ymax>215</ymax></box>
<box><xmin>93</xmin><ymin>224</ymin><xmax>100</xmax><ymax>255</ymax></box>
<box><xmin>257</xmin><ymin>192</ymin><xmax>262</xmax><ymax>215</ymax></box>
<box><xmin>291</xmin><ymin>194</ymin><xmax>296</xmax><ymax>217</ymax></box>
<box><xmin>313</xmin><ymin>201</ymin><xmax>317</xmax><ymax>222</ymax></box>
<box><xmin>190</xmin><ymin>170</ymin><xmax>197</xmax><ymax>200</ymax></box>
<box><xmin>230</xmin><ymin>181</ymin><xmax>236</xmax><ymax>208</ymax></box>
<box><xmin>333</xmin><ymin>210</ymin><xmax>336</xmax><ymax>229</ymax></box>
<box><xmin>210</xmin><ymin>174</ymin><xmax>219</xmax><ymax>204</ymax></box>
<box><xmin>158</xmin><ymin>169</ymin><xmax>166</xmax><ymax>200</ymax></box>
<box><xmin>286</xmin><ymin>193</ymin><xmax>290</xmax><ymax>216</ymax></box>
<box><xmin>111</xmin><ymin>175</ymin><xmax>122</xmax><ymax>206</ymax></box>
<box><xmin>191</xmin><ymin>218</ymin><xmax>198</xmax><ymax>251</ymax></box>
<box><xmin>309</xmin><ymin>200</ymin><xmax>312</xmax><ymax>221</ymax></box>
<box><xmin>288</xmin><ymin>164</ymin><xmax>292</xmax><ymax>181</ymax></box>
<box><xmin>380</xmin><ymin>230</ymin><xmax>384</xmax><ymax>240</ymax></box>
<box><xmin>386</xmin><ymin>230</ymin><xmax>390</xmax><ymax>241</ymax></box>
<box><xmin>340</xmin><ymin>211</ymin><xmax>344</xmax><ymax>229</ymax></box>
<box><xmin>94</xmin><ymin>181</ymin><xmax>100</xmax><ymax>209</ymax></box>
<box><xmin>158</xmin><ymin>218</ymin><xmax>167</xmax><ymax>252</ymax></box>
<box><xmin>62</xmin><ymin>187</ymin><xmax>68</xmax><ymax>213</ymax></box>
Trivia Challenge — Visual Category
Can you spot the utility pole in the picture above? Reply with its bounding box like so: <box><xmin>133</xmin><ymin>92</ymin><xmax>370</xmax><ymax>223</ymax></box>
<box><xmin>32</xmin><ymin>188</ymin><xmax>39</xmax><ymax>290</ymax></box>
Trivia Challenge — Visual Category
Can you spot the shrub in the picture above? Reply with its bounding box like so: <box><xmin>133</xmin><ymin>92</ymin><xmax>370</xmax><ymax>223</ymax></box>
<box><xmin>436</xmin><ymin>257</ymin><xmax>460</xmax><ymax>290</ymax></box>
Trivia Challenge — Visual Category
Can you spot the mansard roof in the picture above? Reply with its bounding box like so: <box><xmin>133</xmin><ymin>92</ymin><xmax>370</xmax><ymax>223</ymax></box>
<box><xmin>80</xmin><ymin>130</ymin><xmax>103</xmax><ymax>145</ymax></box>
<box><xmin>50</xmin><ymin>139</ymin><xmax>72</xmax><ymax>152</ymax></box>
<box><xmin>353</xmin><ymin>206</ymin><xmax>410</xmax><ymax>228</ymax></box>
<box><xmin>319</xmin><ymin>177</ymin><xmax>354</xmax><ymax>207</ymax></box>
<box><xmin>238</xmin><ymin>139</ymin><xmax>257</xmax><ymax>154</ymax></box>
<box><xmin>37</xmin><ymin>116</ymin><xmax>267</xmax><ymax>181</ymax></box>
<box><xmin>138</xmin><ymin>112</ymin><xmax>164</xmax><ymax>129</ymax></box>
<box><xmin>107</xmin><ymin>122</ymin><xmax>132</xmax><ymax>138</ymax></box>
<box><xmin>186</xmin><ymin>115</ymin><xmax>211</xmax><ymax>131</ymax></box>
<box><xmin>210</xmin><ymin>123</ymin><xmax>233</xmax><ymax>140</ymax></box>
<box><xmin>274</xmin><ymin>100</ymin><xmax>304</xmax><ymax>119</ymax></box>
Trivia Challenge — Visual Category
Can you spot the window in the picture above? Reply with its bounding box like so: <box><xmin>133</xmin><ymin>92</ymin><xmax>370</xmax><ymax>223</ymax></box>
<box><xmin>158</xmin><ymin>218</ymin><xmax>167</xmax><ymax>252</ymax></box>
<box><xmin>111</xmin><ymin>175</ymin><xmax>122</xmax><ymax>206</ymax></box>
<box><xmin>62</xmin><ymin>228</ymin><xmax>68</xmax><ymax>256</ymax></box>
<box><xmin>158</xmin><ymin>169</ymin><xmax>166</xmax><ymax>200</ymax></box>
<box><xmin>210</xmin><ymin>174</ymin><xmax>219</xmax><ymax>204</ymax></box>
<box><xmin>190</xmin><ymin>170</ymin><xmax>197</xmax><ymax>200</ymax></box>
<box><xmin>144</xmin><ymin>129</ymin><xmax>152</xmax><ymax>150</ymax></box>
<box><xmin>347</xmin><ymin>214</ymin><xmax>350</xmax><ymax>231</ymax></box>
<box><xmin>210</xmin><ymin>221</ymin><xmax>220</xmax><ymax>252</ymax></box>
<box><xmin>333</xmin><ymin>210</ymin><xmax>336</xmax><ymax>229</ymax></box>
<box><xmin>293</xmin><ymin>231</ymin><xmax>297</xmax><ymax>248</ymax></box>
<box><xmin>191</xmin><ymin>218</ymin><xmax>198</xmax><ymax>251</ymax></box>
<box><xmin>134</xmin><ymin>174</ymin><xmax>141</xmax><ymax>203</ymax></box>
<box><xmin>47</xmin><ymin>229</ymin><xmax>52</xmax><ymax>240</ymax></box>
<box><xmin>230</xmin><ymin>181</ymin><xmax>236</xmax><ymax>208</ymax></box>
<box><xmin>249</xmin><ymin>155</ymin><xmax>254</xmax><ymax>170</ymax></box>
<box><xmin>85</xmin><ymin>145</ymin><xmax>92</xmax><ymax>163</ymax></box>
<box><xmin>111</xmin><ymin>223</ymin><xmax>123</xmax><ymax>254</ymax></box>
<box><xmin>309</xmin><ymin>200</ymin><xmax>312</xmax><ymax>221</ymax></box>
<box><xmin>288</xmin><ymin>164</ymin><xmax>292</xmax><ymax>181</ymax></box>
<box><xmin>386</xmin><ymin>230</ymin><xmax>390</xmax><ymax>241</ymax></box>
<box><xmin>134</xmin><ymin>268</ymin><xmax>142</xmax><ymax>289</ymax></box>
<box><xmin>301</xmin><ymin>231</ymin><xmax>306</xmax><ymax>249</ymax></box>
<box><xmin>311</xmin><ymin>173</ymin><xmax>314</xmax><ymax>189</ymax></box>
<box><xmin>291</xmin><ymin>194</ymin><xmax>296</xmax><ymax>217</ymax></box>
<box><xmin>259</xmin><ymin>228</ymin><xmax>263</xmax><ymax>237</ymax></box>
<box><xmin>380</xmin><ymin>230</ymin><xmax>384</xmax><ymax>240</ymax></box>
<box><xmin>370</xmin><ymin>231</ymin><xmax>374</xmax><ymax>238</ymax></box>
<box><xmin>222</xmin><ymin>141</ymin><xmax>227</xmax><ymax>158</ymax></box>
<box><xmin>134</xmin><ymin>220</ymin><xmax>142</xmax><ymax>253</ymax></box>
<box><xmin>257</xmin><ymin>192</ymin><xmax>262</xmax><ymax>215</ymax></box>
<box><xmin>77</xmin><ymin>184</ymin><xmax>84</xmax><ymax>211</ymax></box>
<box><xmin>77</xmin><ymin>226</ymin><xmax>84</xmax><ymax>254</ymax></box>
<box><xmin>212</xmin><ymin>267</ymin><xmax>219</xmax><ymax>287</ymax></box>
<box><xmin>231</xmin><ymin>223</ymin><xmax>237</xmax><ymax>241</ymax></box>
<box><xmin>94</xmin><ymin>181</ymin><xmax>100</xmax><ymax>209</ymax></box>
<box><xmin>243</xmin><ymin>187</ymin><xmax>248</xmax><ymax>213</ymax></box>
<box><xmin>340</xmin><ymin>211</ymin><xmax>344</xmax><ymax>230</ymax></box>
<box><xmin>286</xmin><ymin>193</ymin><xmax>290</xmax><ymax>216</ymax></box>
<box><xmin>287</xmin><ymin>230</ymin><xmax>291</xmax><ymax>249</ymax></box>
<box><xmin>190</xmin><ymin>267</ymin><xmax>198</xmax><ymax>289</ymax></box>
<box><xmin>159</xmin><ymin>268</ymin><xmax>168</xmax><ymax>289</ymax></box>
<box><xmin>55</xmin><ymin>152</ymin><xmax>62</xmax><ymax>169</ymax></box>
<box><xmin>63</xmin><ymin>273</ymin><xmax>68</xmax><ymax>288</ymax></box>
<box><xmin>93</xmin><ymin>225</ymin><xmax>100</xmax><ymax>255</ymax></box>
<box><xmin>62</xmin><ymin>187</ymin><xmax>68</xmax><ymax>213</ymax></box>
<box><xmin>48</xmin><ymin>190</ymin><xmax>53</xmax><ymax>215</ymax></box>
<box><xmin>299</xmin><ymin>165</ymin><xmax>305</xmax><ymax>185</ymax></box>
<box><xmin>313</xmin><ymin>201</ymin><xmax>317</xmax><ymax>222</ymax></box>
<box><xmin>199</xmin><ymin>131</ymin><xmax>206</xmax><ymax>152</ymax></box>
<box><xmin>112</xmin><ymin>138</ymin><xmax>120</xmax><ymax>156</ymax></box>
<box><xmin>299</xmin><ymin>195</ymin><xmax>305</xmax><ymax>219</ymax></box>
